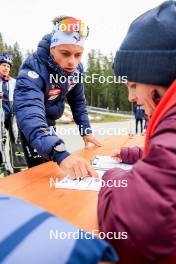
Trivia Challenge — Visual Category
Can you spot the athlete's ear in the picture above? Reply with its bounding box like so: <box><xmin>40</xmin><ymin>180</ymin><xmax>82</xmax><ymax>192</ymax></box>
<box><xmin>151</xmin><ymin>89</ymin><xmax>160</xmax><ymax>105</ymax></box>
<box><xmin>50</xmin><ymin>47</ymin><xmax>55</xmax><ymax>56</ymax></box>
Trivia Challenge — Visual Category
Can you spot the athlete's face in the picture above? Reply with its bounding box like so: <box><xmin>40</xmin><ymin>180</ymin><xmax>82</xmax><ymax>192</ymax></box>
<box><xmin>50</xmin><ymin>44</ymin><xmax>83</xmax><ymax>73</ymax></box>
<box><xmin>0</xmin><ymin>63</ymin><xmax>10</xmax><ymax>77</ymax></box>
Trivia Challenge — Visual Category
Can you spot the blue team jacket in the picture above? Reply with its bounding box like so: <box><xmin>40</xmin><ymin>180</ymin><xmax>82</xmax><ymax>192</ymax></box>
<box><xmin>14</xmin><ymin>34</ymin><xmax>91</xmax><ymax>164</ymax></box>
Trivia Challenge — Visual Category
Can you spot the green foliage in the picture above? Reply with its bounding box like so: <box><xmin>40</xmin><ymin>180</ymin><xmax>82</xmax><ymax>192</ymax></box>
<box><xmin>88</xmin><ymin>111</ymin><xmax>129</xmax><ymax>122</ymax></box>
<box><xmin>0</xmin><ymin>33</ymin><xmax>23</xmax><ymax>78</ymax></box>
<box><xmin>85</xmin><ymin>49</ymin><xmax>131</xmax><ymax>111</ymax></box>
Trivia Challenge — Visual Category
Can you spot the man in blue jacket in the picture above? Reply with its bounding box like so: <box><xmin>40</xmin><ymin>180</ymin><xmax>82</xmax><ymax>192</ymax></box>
<box><xmin>134</xmin><ymin>104</ymin><xmax>144</xmax><ymax>134</ymax></box>
<box><xmin>14</xmin><ymin>16</ymin><xmax>101</xmax><ymax>179</ymax></box>
<box><xmin>0</xmin><ymin>53</ymin><xmax>15</xmax><ymax>130</ymax></box>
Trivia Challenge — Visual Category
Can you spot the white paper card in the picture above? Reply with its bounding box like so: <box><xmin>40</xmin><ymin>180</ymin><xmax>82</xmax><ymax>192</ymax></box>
<box><xmin>92</xmin><ymin>156</ymin><xmax>133</xmax><ymax>171</ymax></box>
<box><xmin>56</xmin><ymin>156</ymin><xmax>132</xmax><ymax>191</ymax></box>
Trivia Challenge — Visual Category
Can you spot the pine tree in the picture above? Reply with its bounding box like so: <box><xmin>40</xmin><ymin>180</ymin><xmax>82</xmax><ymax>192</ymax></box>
<box><xmin>0</xmin><ymin>33</ymin><xmax>23</xmax><ymax>78</ymax></box>
<box><xmin>85</xmin><ymin>49</ymin><xmax>131</xmax><ymax>111</ymax></box>
<box><xmin>10</xmin><ymin>42</ymin><xmax>23</xmax><ymax>78</ymax></box>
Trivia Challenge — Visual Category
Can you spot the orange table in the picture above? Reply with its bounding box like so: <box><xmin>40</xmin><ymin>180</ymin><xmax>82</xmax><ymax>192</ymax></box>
<box><xmin>0</xmin><ymin>135</ymin><xmax>144</xmax><ymax>232</ymax></box>
<box><xmin>1</xmin><ymin>135</ymin><xmax>175</xmax><ymax>264</ymax></box>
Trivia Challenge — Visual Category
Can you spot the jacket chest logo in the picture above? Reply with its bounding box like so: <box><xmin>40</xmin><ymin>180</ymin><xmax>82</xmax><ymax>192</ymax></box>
<box><xmin>48</xmin><ymin>85</ymin><xmax>61</xmax><ymax>100</ymax></box>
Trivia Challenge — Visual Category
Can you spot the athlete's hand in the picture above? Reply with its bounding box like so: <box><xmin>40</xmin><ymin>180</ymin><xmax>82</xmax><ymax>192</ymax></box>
<box><xmin>83</xmin><ymin>134</ymin><xmax>103</xmax><ymax>149</ymax></box>
<box><xmin>60</xmin><ymin>155</ymin><xmax>99</xmax><ymax>179</ymax></box>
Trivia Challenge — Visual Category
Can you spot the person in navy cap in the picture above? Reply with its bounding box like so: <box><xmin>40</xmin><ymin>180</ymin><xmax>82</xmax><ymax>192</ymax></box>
<box><xmin>98</xmin><ymin>1</ymin><xmax>176</xmax><ymax>263</ymax></box>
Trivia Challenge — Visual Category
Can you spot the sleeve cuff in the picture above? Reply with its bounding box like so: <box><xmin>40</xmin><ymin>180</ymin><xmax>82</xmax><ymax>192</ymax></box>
<box><xmin>79</xmin><ymin>126</ymin><xmax>92</xmax><ymax>136</ymax></box>
<box><xmin>53</xmin><ymin>151</ymin><xmax>70</xmax><ymax>165</ymax></box>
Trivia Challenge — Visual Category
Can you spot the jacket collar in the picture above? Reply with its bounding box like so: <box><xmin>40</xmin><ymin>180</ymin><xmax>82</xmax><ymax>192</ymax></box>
<box><xmin>0</xmin><ymin>74</ymin><xmax>10</xmax><ymax>81</ymax></box>
<box><xmin>143</xmin><ymin>80</ymin><xmax>176</xmax><ymax>156</ymax></box>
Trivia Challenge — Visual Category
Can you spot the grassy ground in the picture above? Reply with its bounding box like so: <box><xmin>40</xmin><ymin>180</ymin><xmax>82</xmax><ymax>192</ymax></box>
<box><xmin>88</xmin><ymin>112</ymin><xmax>130</xmax><ymax>123</ymax></box>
